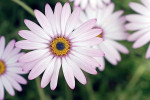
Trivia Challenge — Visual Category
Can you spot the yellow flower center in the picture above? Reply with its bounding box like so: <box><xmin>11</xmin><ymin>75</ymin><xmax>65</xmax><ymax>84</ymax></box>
<box><xmin>97</xmin><ymin>34</ymin><xmax>102</xmax><ymax>38</ymax></box>
<box><xmin>50</xmin><ymin>37</ymin><xmax>70</xmax><ymax>56</ymax></box>
<box><xmin>0</xmin><ymin>60</ymin><xmax>6</xmax><ymax>75</ymax></box>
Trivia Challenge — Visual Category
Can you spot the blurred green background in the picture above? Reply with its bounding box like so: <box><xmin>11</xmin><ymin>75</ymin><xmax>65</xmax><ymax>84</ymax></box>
<box><xmin>1</xmin><ymin>0</ymin><xmax>150</xmax><ymax>100</ymax></box>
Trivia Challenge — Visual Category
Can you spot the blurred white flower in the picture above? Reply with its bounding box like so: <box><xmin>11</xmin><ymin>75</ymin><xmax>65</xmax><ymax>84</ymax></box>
<box><xmin>0</xmin><ymin>36</ymin><xmax>27</xmax><ymax>100</ymax></box>
<box><xmin>79</xmin><ymin>3</ymin><xmax>129</xmax><ymax>70</ymax></box>
<box><xmin>69</xmin><ymin>0</ymin><xmax>111</xmax><ymax>9</ymax></box>
<box><xmin>126</xmin><ymin>0</ymin><xmax>150</xmax><ymax>59</ymax></box>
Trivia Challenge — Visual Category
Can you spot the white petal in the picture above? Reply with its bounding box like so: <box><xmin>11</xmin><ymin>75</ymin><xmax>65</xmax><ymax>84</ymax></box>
<box><xmin>45</xmin><ymin>3</ymin><xmax>57</xmax><ymax>36</ymax></box>
<box><xmin>69</xmin><ymin>53</ymin><xmax>97</xmax><ymax>74</ymax></box>
<box><xmin>2</xmin><ymin>40</ymin><xmax>15</xmax><ymax>60</ymax></box>
<box><xmin>62</xmin><ymin>58</ymin><xmax>75</xmax><ymax>89</ymax></box>
<box><xmin>146</xmin><ymin>44</ymin><xmax>150</xmax><ymax>59</ymax></box>
<box><xmin>24</xmin><ymin>19</ymin><xmax>50</xmax><ymax>40</ymax></box>
<box><xmin>127</xmin><ymin>28</ymin><xmax>150</xmax><ymax>41</ymax></box>
<box><xmin>15</xmin><ymin>40</ymin><xmax>48</xmax><ymax>50</ymax></box>
<box><xmin>1</xmin><ymin>76</ymin><xmax>15</xmax><ymax>96</ymax></box>
<box><xmin>72</xmin><ymin>29</ymin><xmax>102</xmax><ymax>42</ymax></box>
<box><xmin>0</xmin><ymin>36</ymin><xmax>5</xmax><ymax>58</ymax></box>
<box><xmin>99</xmin><ymin>43</ymin><xmax>118</xmax><ymax>65</ymax></box>
<box><xmin>28</xmin><ymin>55</ymin><xmax>53</xmax><ymax>80</ymax></box>
<box><xmin>0</xmin><ymin>79</ymin><xmax>4</xmax><ymax>100</ymax></box>
<box><xmin>125</xmin><ymin>23</ymin><xmax>150</xmax><ymax>31</ymax></box>
<box><xmin>129</xmin><ymin>2</ymin><xmax>150</xmax><ymax>16</ymax></box>
<box><xmin>7</xmin><ymin>72</ymin><xmax>27</xmax><ymax>85</ymax></box>
<box><xmin>107</xmin><ymin>40</ymin><xmax>129</xmax><ymax>54</ymax></box>
<box><xmin>34</xmin><ymin>9</ymin><xmax>53</xmax><ymax>37</ymax></box>
<box><xmin>18</xmin><ymin>30</ymin><xmax>48</xmax><ymax>43</ymax></box>
<box><xmin>61</xmin><ymin>2</ymin><xmax>71</xmax><ymax>36</ymax></box>
<box><xmin>50</xmin><ymin>57</ymin><xmax>61</xmax><ymax>90</ymax></box>
<box><xmin>54</xmin><ymin>2</ymin><xmax>62</xmax><ymax>36</ymax></box>
<box><xmin>65</xmin><ymin>7</ymin><xmax>81</xmax><ymax>37</ymax></box>
<box><xmin>94</xmin><ymin>57</ymin><xmax>105</xmax><ymax>71</ymax></box>
<box><xmin>126</xmin><ymin>14</ymin><xmax>150</xmax><ymax>23</ymax></box>
<box><xmin>19</xmin><ymin>49</ymin><xmax>49</xmax><ymax>62</ymax></box>
<box><xmin>66</xmin><ymin>57</ymin><xmax>86</xmax><ymax>85</ymax></box>
<box><xmin>69</xmin><ymin>19</ymin><xmax>97</xmax><ymax>39</ymax></box>
<box><xmin>7</xmin><ymin>67</ymin><xmax>28</xmax><ymax>74</ymax></box>
<box><xmin>5</xmin><ymin>75</ymin><xmax>22</xmax><ymax>92</ymax></box>
<box><xmin>133</xmin><ymin>32</ymin><xmax>150</xmax><ymax>48</ymax></box>
<box><xmin>104</xmin><ymin>40</ymin><xmax>121</xmax><ymax>61</ymax></box>
<box><xmin>73</xmin><ymin>47</ymin><xmax>104</xmax><ymax>57</ymax></box>
<box><xmin>72</xmin><ymin>37</ymin><xmax>103</xmax><ymax>47</ymax></box>
<box><xmin>41</xmin><ymin>57</ymin><xmax>56</xmax><ymax>88</ymax></box>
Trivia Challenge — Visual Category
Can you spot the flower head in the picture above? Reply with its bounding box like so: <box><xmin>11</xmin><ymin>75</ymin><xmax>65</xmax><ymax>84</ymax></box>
<box><xmin>69</xmin><ymin>0</ymin><xmax>111</xmax><ymax>9</ymax></box>
<box><xmin>16</xmin><ymin>2</ymin><xmax>104</xmax><ymax>90</ymax></box>
<box><xmin>0</xmin><ymin>36</ymin><xmax>27</xmax><ymax>100</ymax></box>
<box><xmin>79</xmin><ymin>3</ymin><xmax>129</xmax><ymax>70</ymax></box>
<box><xmin>126</xmin><ymin>0</ymin><xmax>150</xmax><ymax>59</ymax></box>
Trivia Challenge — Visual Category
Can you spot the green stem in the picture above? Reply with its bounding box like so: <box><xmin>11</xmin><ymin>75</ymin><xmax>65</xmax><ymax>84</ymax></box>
<box><xmin>86</xmin><ymin>78</ymin><xmax>96</xmax><ymax>100</ymax></box>
<box><xmin>35</xmin><ymin>77</ymin><xmax>47</xmax><ymax>100</ymax></box>
<box><xmin>127</xmin><ymin>65</ymin><xmax>145</xmax><ymax>90</ymax></box>
<box><xmin>65</xmin><ymin>83</ymin><xmax>73</xmax><ymax>100</ymax></box>
<box><xmin>12</xmin><ymin>0</ymin><xmax>34</xmax><ymax>16</ymax></box>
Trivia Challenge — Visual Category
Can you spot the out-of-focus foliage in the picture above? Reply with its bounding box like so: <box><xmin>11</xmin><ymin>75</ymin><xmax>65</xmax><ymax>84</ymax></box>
<box><xmin>0</xmin><ymin>0</ymin><xmax>150</xmax><ymax>100</ymax></box>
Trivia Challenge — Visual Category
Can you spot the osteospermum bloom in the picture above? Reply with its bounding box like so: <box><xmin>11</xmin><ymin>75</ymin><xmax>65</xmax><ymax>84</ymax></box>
<box><xmin>0</xmin><ymin>36</ymin><xmax>27</xmax><ymax>100</ymax></box>
<box><xmin>69</xmin><ymin>0</ymin><xmax>111</xmax><ymax>9</ymax></box>
<box><xmin>15</xmin><ymin>2</ymin><xmax>104</xmax><ymax>90</ymax></box>
<box><xmin>79</xmin><ymin>3</ymin><xmax>129</xmax><ymax>70</ymax></box>
<box><xmin>126</xmin><ymin>0</ymin><xmax>150</xmax><ymax>58</ymax></box>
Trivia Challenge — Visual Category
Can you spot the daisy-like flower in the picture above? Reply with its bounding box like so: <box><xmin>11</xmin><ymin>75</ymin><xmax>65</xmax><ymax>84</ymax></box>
<box><xmin>79</xmin><ymin>3</ymin><xmax>129</xmax><ymax>71</ymax></box>
<box><xmin>0</xmin><ymin>36</ymin><xmax>27</xmax><ymax>100</ymax></box>
<box><xmin>126</xmin><ymin>0</ymin><xmax>150</xmax><ymax>59</ymax></box>
<box><xmin>69</xmin><ymin>0</ymin><xmax>111</xmax><ymax>9</ymax></box>
<box><xmin>15</xmin><ymin>2</ymin><xmax>104</xmax><ymax>90</ymax></box>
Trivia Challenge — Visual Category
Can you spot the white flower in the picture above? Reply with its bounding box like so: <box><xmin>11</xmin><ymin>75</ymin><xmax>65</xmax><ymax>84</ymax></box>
<box><xmin>69</xmin><ymin>0</ymin><xmax>111</xmax><ymax>9</ymax></box>
<box><xmin>16</xmin><ymin>2</ymin><xmax>104</xmax><ymax>90</ymax></box>
<box><xmin>126</xmin><ymin>0</ymin><xmax>150</xmax><ymax>59</ymax></box>
<box><xmin>79</xmin><ymin>3</ymin><xmax>129</xmax><ymax>70</ymax></box>
<box><xmin>0</xmin><ymin>36</ymin><xmax>27</xmax><ymax>100</ymax></box>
